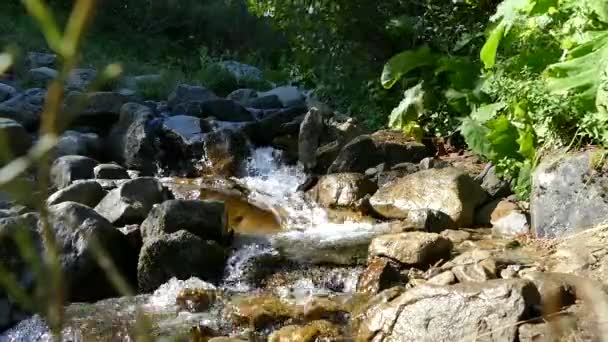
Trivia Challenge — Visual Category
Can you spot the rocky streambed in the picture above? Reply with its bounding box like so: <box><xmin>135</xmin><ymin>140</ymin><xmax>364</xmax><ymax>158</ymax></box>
<box><xmin>0</xmin><ymin>55</ymin><xmax>608</xmax><ymax>341</ymax></box>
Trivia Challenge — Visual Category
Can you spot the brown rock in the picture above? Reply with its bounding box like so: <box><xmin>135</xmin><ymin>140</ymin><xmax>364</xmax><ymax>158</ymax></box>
<box><xmin>368</xmin><ymin>232</ymin><xmax>453</xmax><ymax>267</ymax></box>
<box><xmin>357</xmin><ymin>258</ymin><xmax>404</xmax><ymax>295</ymax></box>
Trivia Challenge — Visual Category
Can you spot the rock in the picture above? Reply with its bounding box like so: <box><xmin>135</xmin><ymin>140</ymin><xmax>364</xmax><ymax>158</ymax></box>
<box><xmin>46</xmin><ymin>180</ymin><xmax>106</xmax><ymax>207</ymax></box>
<box><xmin>167</xmin><ymin>84</ymin><xmax>218</xmax><ymax>110</ymax></box>
<box><xmin>357</xmin><ymin>279</ymin><xmax>540</xmax><ymax>342</ymax></box>
<box><xmin>440</xmin><ymin>229</ymin><xmax>472</xmax><ymax>244</ymax></box>
<box><xmin>298</xmin><ymin>109</ymin><xmax>324</xmax><ymax>171</ymax></box>
<box><xmin>63</xmin><ymin>91</ymin><xmax>132</xmax><ymax>130</ymax></box>
<box><xmin>217</xmin><ymin>61</ymin><xmax>264</xmax><ymax>81</ymax></box>
<box><xmin>46</xmin><ymin>202</ymin><xmax>136</xmax><ymax>301</ymax></box>
<box><xmin>419</xmin><ymin>157</ymin><xmax>449</xmax><ymax>170</ymax></box>
<box><xmin>368</xmin><ymin>232</ymin><xmax>452</xmax><ymax>268</ymax></box>
<box><xmin>376</xmin><ymin>168</ymin><xmax>420</xmax><ymax>188</ymax></box>
<box><xmin>137</xmin><ymin>230</ymin><xmax>226</xmax><ymax>292</ymax></box>
<box><xmin>106</xmin><ymin>103</ymin><xmax>158</xmax><ymax>175</ymax></box>
<box><xmin>200</xmin><ymin>129</ymin><xmax>250</xmax><ymax>177</ymax></box>
<box><xmin>452</xmin><ymin>258</ymin><xmax>498</xmax><ymax>282</ymax></box>
<box><xmin>94</xmin><ymin>163</ymin><xmax>129</xmax><ymax>180</ymax></box>
<box><xmin>0</xmin><ymin>118</ymin><xmax>31</xmax><ymax>161</ymax></box>
<box><xmin>227</xmin><ymin>88</ymin><xmax>258</xmax><ymax>103</ymax></box>
<box><xmin>531</xmin><ymin>150</ymin><xmax>608</xmax><ymax>238</ymax></box>
<box><xmin>244</xmin><ymin>95</ymin><xmax>282</xmax><ymax>109</ymax></box>
<box><xmin>308</xmin><ymin>173</ymin><xmax>377</xmax><ymax>208</ymax></box>
<box><xmin>174</xmin><ymin>98</ymin><xmax>255</xmax><ymax>122</ymax></box>
<box><xmin>302</xmin><ymin>296</ymin><xmax>346</xmax><ymax>321</ymax></box>
<box><xmin>426</xmin><ymin>270</ymin><xmax>456</xmax><ymax>285</ymax></box>
<box><xmin>474</xmin><ymin>197</ymin><xmax>500</xmax><ymax>226</ymax></box>
<box><xmin>140</xmin><ymin>200</ymin><xmax>228</xmax><ymax>244</ymax></box>
<box><xmin>27</xmin><ymin>52</ymin><xmax>57</xmax><ymax>68</ymax></box>
<box><xmin>258</xmin><ymin>86</ymin><xmax>304</xmax><ymax>108</ymax></box>
<box><xmin>54</xmin><ymin>130</ymin><xmax>101</xmax><ymax>159</ymax></box>
<box><xmin>386</xmin><ymin>209</ymin><xmax>452</xmax><ymax>233</ymax></box>
<box><xmin>370</xmin><ymin>167</ymin><xmax>487</xmax><ymax>228</ymax></box>
<box><xmin>476</xmin><ymin>164</ymin><xmax>512</xmax><ymax>198</ymax></box>
<box><xmin>244</xmin><ymin>106</ymin><xmax>307</xmax><ymax>145</ymax></box>
<box><xmin>94</xmin><ymin>177</ymin><xmax>171</xmax><ymax>226</ymax></box>
<box><xmin>158</xmin><ymin>115</ymin><xmax>206</xmax><ymax>173</ymax></box>
<box><xmin>269</xmin><ymin>320</ymin><xmax>340</xmax><ymax>342</ymax></box>
<box><xmin>491</xmin><ymin>199</ymin><xmax>530</xmax><ymax>237</ymax></box>
<box><xmin>66</xmin><ymin>68</ymin><xmax>97</xmax><ymax>92</ymax></box>
<box><xmin>314</xmin><ymin>141</ymin><xmax>342</xmax><ymax>174</ymax></box>
<box><xmin>0</xmin><ymin>88</ymin><xmax>45</xmax><ymax>129</ymax></box>
<box><xmin>0</xmin><ymin>83</ymin><xmax>16</xmax><ymax>102</ymax></box>
<box><xmin>231</xmin><ymin>295</ymin><xmax>296</xmax><ymax>330</ymax></box>
<box><xmin>520</xmin><ymin>272</ymin><xmax>578</xmax><ymax>311</ymax></box>
<box><xmin>357</xmin><ymin>258</ymin><xmax>404</xmax><ymax>295</ymax></box>
<box><xmin>327</xmin><ymin>130</ymin><xmax>432</xmax><ymax>174</ymax></box>
<box><xmin>28</xmin><ymin>67</ymin><xmax>57</xmax><ymax>87</ymax></box>
<box><xmin>50</xmin><ymin>155</ymin><xmax>99</xmax><ymax>189</ymax></box>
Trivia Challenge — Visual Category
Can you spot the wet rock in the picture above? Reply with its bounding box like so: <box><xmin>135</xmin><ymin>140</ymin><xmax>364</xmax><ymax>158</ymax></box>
<box><xmin>369</xmin><ymin>232</ymin><xmax>452</xmax><ymax>267</ymax></box>
<box><xmin>137</xmin><ymin>230</ymin><xmax>227</xmax><ymax>292</ymax></box>
<box><xmin>370</xmin><ymin>167</ymin><xmax>487</xmax><ymax>228</ymax></box>
<box><xmin>54</xmin><ymin>130</ymin><xmax>101</xmax><ymax>159</ymax></box>
<box><xmin>269</xmin><ymin>320</ymin><xmax>340</xmax><ymax>342</ymax></box>
<box><xmin>46</xmin><ymin>202</ymin><xmax>136</xmax><ymax>301</ymax></box>
<box><xmin>298</xmin><ymin>109</ymin><xmax>324</xmax><ymax>171</ymax></box>
<box><xmin>28</xmin><ymin>67</ymin><xmax>57</xmax><ymax>87</ymax></box>
<box><xmin>476</xmin><ymin>164</ymin><xmax>511</xmax><ymax>198</ymax></box>
<box><xmin>302</xmin><ymin>297</ymin><xmax>347</xmax><ymax>321</ymax></box>
<box><xmin>357</xmin><ymin>279</ymin><xmax>540</xmax><ymax>342</ymax></box>
<box><xmin>50</xmin><ymin>155</ymin><xmax>99</xmax><ymax>190</ymax></box>
<box><xmin>140</xmin><ymin>199</ymin><xmax>228</xmax><ymax>244</ymax></box>
<box><xmin>177</xmin><ymin>98</ymin><xmax>255</xmax><ymax>122</ymax></box>
<box><xmin>168</xmin><ymin>84</ymin><xmax>218</xmax><ymax>110</ymax></box>
<box><xmin>63</xmin><ymin>91</ymin><xmax>132</xmax><ymax>130</ymax></box>
<box><xmin>258</xmin><ymin>86</ymin><xmax>305</xmax><ymax>108</ymax></box>
<box><xmin>66</xmin><ymin>68</ymin><xmax>97</xmax><ymax>92</ymax></box>
<box><xmin>491</xmin><ymin>199</ymin><xmax>530</xmax><ymax>237</ymax></box>
<box><xmin>94</xmin><ymin>163</ymin><xmax>129</xmax><ymax>180</ymax></box>
<box><xmin>175</xmin><ymin>287</ymin><xmax>219</xmax><ymax>312</ymax></box>
<box><xmin>95</xmin><ymin>177</ymin><xmax>172</xmax><ymax>226</ymax></box>
<box><xmin>0</xmin><ymin>118</ymin><xmax>31</xmax><ymax>162</ymax></box>
<box><xmin>244</xmin><ymin>106</ymin><xmax>307</xmax><ymax>145</ymax></box>
<box><xmin>231</xmin><ymin>295</ymin><xmax>296</xmax><ymax>330</ymax></box>
<box><xmin>308</xmin><ymin>173</ymin><xmax>377</xmax><ymax>208</ymax></box>
<box><xmin>357</xmin><ymin>258</ymin><xmax>404</xmax><ymax>295</ymax></box>
<box><xmin>426</xmin><ymin>270</ymin><xmax>456</xmax><ymax>286</ymax></box>
<box><xmin>0</xmin><ymin>83</ymin><xmax>16</xmax><ymax>102</ymax></box>
<box><xmin>47</xmin><ymin>180</ymin><xmax>106</xmax><ymax>207</ymax></box>
<box><xmin>0</xmin><ymin>88</ymin><xmax>45</xmax><ymax>130</ymax></box>
<box><xmin>27</xmin><ymin>52</ymin><xmax>56</xmax><ymax>68</ymax></box>
<box><xmin>452</xmin><ymin>258</ymin><xmax>498</xmax><ymax>283</ymax></box>
<box><xmin>227</xmin><ymin>88</ymin><xmax>258</xmax><ymax>103</ymax></box>
<box><xmin>200</xmin><ymin>129</ymin><xmax>250</xmax><ymax>177</ymax></box>
<box><xmin>106</xmin><ymin>103</ymin><xmax>158</xmax><ymax>175</ymax></box>
<box><xmin>244</xmin><ymin>95</ymin><xmax>282</xmax><ymax>109</ymax></box>
<box><xmin>531</xmin><ymin>150</ymin><xmax>608</xmax><ymax>238</ymax></box>
<box><xmin>328</xmin><ymin>130</ymin><xmax>432</xmax><ymax>174</ymax></box>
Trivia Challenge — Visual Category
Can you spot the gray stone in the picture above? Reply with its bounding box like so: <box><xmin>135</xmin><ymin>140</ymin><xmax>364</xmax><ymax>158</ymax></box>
<box><xmin>66</xmin><ymin>68</ymin><xmax>97</xmax><ymax>92</ymax></box>
<box><xmin>0</xmin><ymin>88</ymin><xmax>45</xmax><ymax>129</ymax></box>
<box><xmin>140</xmin><ymin>199</ymin><xmax>228</xmax><ymax>244</ymax></box>
<box><xmin>227</xmin><ymin>88</ymin><xmax>258</xmax><ymax>103</ymax></box>
<box><xmin>357</xmin><ymin>279</ymin><xmax>540</xmax><ymax>342</ymax></box>
<box><xmin>94</xmin><ymin>177</ymin><xmax>172</xmax><ymax>226</ymax></box>
<box><xmin>217</xmin><ymin>61</ymin><xmax>264</xmax><ymax>81</ymax></box>
<box><xmin>243</xmin><ymin>106</ymin><xmax>307</xmax><ymax>145</ymax></box>
<box><xmin>370</xmin><ymin>167</ymin><xmax>487</xmax><ymax>228</ymax></box>
<box><xmin>244</xmin><ymin>95</ymin><xmax>282</xmax><ymax>109</ymax></box>
<box><xmin>174</xmin><ymin>98</ymin><xmax>255</xmax><ymax>122</ymax></box>
<box><xmin>46</xmin><ymin>180</ymin><xmax>106</xmax><ymax>207</ymax></box>
<box><xmin>50</xmin><ymin>155</ymin><xmax>99</xmax><ymax>189</ymax></box>
<box><xmin>426</xmin><ymin>270</ymin><xmax>456</xmax><ymax>285</ymax></box>
<box><xmin>477</xmin><ymin>164</ymin><xmax>512</xmax><ymax>198</ymax></box>
<box><xmin>387</xmin><ymin>209</ymin><xmax>452</xmax><ymax>233</ymax></box>
<box><xmin>440</xmin><ymin>229</ymin><xmax>472</xmax><ymax>244</ymax></box>
<box><xmin>491</xmin><ymin>200</ymin><xmax>530</xmax><ymax>237</ymax></box>
<box><xmin>62</xmin><ymin>91</ymin><xmax>132</xmax><ymax>126</ymax></box>
<box><xmin>0</xmin><ymin>118</ymin><xmax>31</xmax><ymax>161</ymax></box>
<box><xmin>94</xmin><ymin>164</ymin><xmax>129</xmax><ymax>180</ymax></box>
<box><xmin>46</xmin><ymin>202</ymin><xmax>136</xmax><ymax>301</ymax></box>
<box><xmin>54</xmin><ymin>130</ymin><xmax>101</xmax><ymax>159</ymax></box>
<box><xmin>258</xmin><ymin>86</ymin><xmax>304</xmax><ymax>108</ymax></box>
<box><xmin>298</xmin><ymin>109</ymin><xmax>324</xmax><ymax>171</ymax></box>
<box><xmin>531</xmin><ymin>150</ymin><xmax>608</xmax><ymax>238</ymax></box>
<box><xmin>27</xmin><ymin>52</ymin><xmax>56</xmax><ymax>68</ymax></box>
<box><xmin>308</xmin><ymin>173</ymin><xmax>377</xmax><ymax>208</ymax></box>
<box><xmin>0</xmin><ymin>83</ymin><xmax>17</xmax><ymax>102</ymax></box>
<box><xmin>452</xmin><ymin>259</ymin><xmax>497</xmax><ymax>283</ymax></box>
<box><xmin>167</xmin><ymin>84</ymin><xmax>218</xmax><ymax>110</ymax></box>
<box><xmin>28</xmin><ymin>67</ymin><xmax>58</xmax><ymax>87</ymax></box>
<box><xmin>137</xmin><ymin>230</ymin><xmax>227</xmax><ymax>292</ymax></box>
<box><xmin>160</xmin><ymin>115</ymin><xmax>205</xmax><ymax>152</ymax></box>
<box><xmin>368</xmin><ymin>232</ymin><xmax>452</xmax><ymax>267</ymax></box>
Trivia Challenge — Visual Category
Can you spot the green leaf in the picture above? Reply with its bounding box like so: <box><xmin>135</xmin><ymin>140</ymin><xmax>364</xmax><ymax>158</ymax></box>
<box><xmin>481</xmin><ymin>22</ymin><xmax>506</xmax><ymax>69</ymax></box>
<box><xmin>21</xmin><ymin>0</ymin><xmax>62</xmax><ymax>53</ymax></box>
<box><xmin>381</xmin><ymin>45</ymin><xmax>435</xmax><ymax>89</ymax></box>
<box><xmin>470</xmin><ymin>102</ymin><xmax>506</xmax><ymax>123</ymax></box>
<box><xmin>486</xmin><ymin>115</ymin><xmax>521</xmax><ymax>160</ymax></box>
<box><xmin>514</xmin><ymin>159</ymin><xmax>533</xmax><ymax>199</ymax></box>
<box><xmin>589</xmin><ymin>0</ymin><xmax>608</xmax><ymax>23</ymax></box>
<box><xmin>460</xmin><ymin>117</ymin><xmax>493</xmax><ymax>159</ymax></box>
<box><xmin>388</xmin><ymin>82</ymin><xmax>425</xmax><ymax>130</ymax></box>
<box><xmin>517</xmin><ymin>126</ymin><xmax>536</xmax><ymax>160</ymax></box>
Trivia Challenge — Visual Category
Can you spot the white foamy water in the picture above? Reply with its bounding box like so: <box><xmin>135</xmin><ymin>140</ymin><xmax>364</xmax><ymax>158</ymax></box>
<box><xmin>145</xmin><ymin>277</ymin><xmax>216</xmax><ymax>310</ymax></box>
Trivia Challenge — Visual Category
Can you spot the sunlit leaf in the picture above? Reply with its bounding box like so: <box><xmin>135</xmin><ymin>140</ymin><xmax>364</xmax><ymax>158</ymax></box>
<box><xmin>21</xmin><ymin>0</ymin><xmax>62</xmax><ymax>52</ymax></box>
<box><xmin>381</xmin><ymin>45</ymin><xmax>435</xmax><ymax>89</ymax></box>
<box><xmin>470</xmin><ymin>102</ymin><xmax>506</xmax><ymax>123</ymax></box>
<box><xmin>388</xmin><ymin>82</ymin><xmax>425</xmax><ymax>131</ymax></box>
<box><xmin>481</xmin><ymin>22</ymin><xmax>506</xmax><ymax>69</ymax></box>
<box><xmin>517</xmin><ymin>126</ymin><xmax>536</xmax><ymax>160</ymax></box>
<box><xmin>0</xmin><ymin>53</ymin><xmax>13</xmax><ymax>76</ymax></box>
<box><xmin>460</xmin><ymin>117</ymin><xmax>493</xmax><ymax>159</ymax></box>
<box><xmin>486</xmin><ymin>115</ymin><xmax>521</xmax><ymax>160</ymax></box>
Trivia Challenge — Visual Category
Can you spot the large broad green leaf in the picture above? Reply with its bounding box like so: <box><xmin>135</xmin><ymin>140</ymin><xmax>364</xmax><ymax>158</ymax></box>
<box><xmin>545</xmin><ymin>30</ymin><xmax>608</xmax><ymax>104</ymax></box>
<box><xmin>486</xmin><ymin>115</ymin><xmax>521</xmax><ymax>160</ymax></box>
<box><xmin>481</xmin><ymin>22</ymin><xmax>506</xmax><ymax>69</ymax></box>
<box><xmin>517</xmin><ymin>125</ymin><xmax>536</xmax><ymax>160</ymax></box>
<box><xmin>470</xmin><ymin>102</ymin><xmax>506</xmax><ymax>123</ymax></box>
<box><xmin>589</xmin><ymin>0</ymin><xmax>608</xmax><ymax>23</ymax></box>
<box><xmin>459</xmin><ymin>117</ymin><xmax>493</xmax><ymax>159</ymax></box>
<box><xmin>381</xmin><ymin>45</ymin><xmax>435</xmax><ymax>89</ymax></box>
<box><xmin>389</xmin><ymin>82</ymin><xmax>425</xmax><ymax>130</ymax></box>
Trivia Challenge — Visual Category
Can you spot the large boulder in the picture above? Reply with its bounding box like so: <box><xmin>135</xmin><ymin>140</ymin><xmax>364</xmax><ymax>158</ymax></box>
<box><xmin>157</xmin><ymin>115</ymin><xmax>206</xmax><ymax>175</ymax></box>
<box><xmin>167</xmin><ymin>84</ymin><xmax>218</xmax><ymax>111</ymax></box>
<box><xmin>50</xmin><ymin>155</ymin><xmax>99</xmax><ymax>190</ymax></box>
<box><xmin>531</xmin><ymin>150</ymin><xmax>608</xmax><ymax>238</ymax></box>
<box><xmin>27</xmin><ymin>52</ymin><xmax>57</xmax><ymax>69</ymax></box>
<box><xmin>94</xmin><ymin>177</ymin><xmax>172</xmax><ymax>226</ymax></box>
<box><xmin>370</xmin><ymin>167</ymin><xmax>487</xmax><ymax>228</ymax></box>
<box><xmin>93</xmin><ymin>163</ymin><xmax>129</xmax><ymax>180</ymax></box>
<box><xmin>0</xmin><ymin>88</ymin><xmax>45</xmax><ymax>130</ymax></box>
<box><xmin>28</xmin><ymin>67</ymin><xmax>57</xmax><ymax>87</ymax></box>
<box><xmin>0</xmin><ymin>83</ymin><xmax>17</xmax><ymax>102</ymax></box>
<box><xmin>0</xmin><ymin>118</ymin><xmax>31</xmax><ymax>162</ymax></box>
<box><xmin>66</xmin><ymin>68</ymin><xmax>97</xmax><ymax>92</ymax></box>
<box><xmin>244</xmin><ymin>95</ymin><xmax>282</xmax><ymax>110</ymax></box>
<box><xmin>137</xmin><ymin>230</ymin><xmax>227</xmax><ymax>292</ymax></box>
<box><xmin>227</xmin><ymin>88</ymin><xmax>258</xmax><ymax>103</ymax></box>
<box><xmin>54</xmin><ymin>130</ymin><xmax>101</xmax><ymax>159</ymax></box>
<box><xmin>140</xmin><ymin>200</ymin><xmax>228</xmax><ymax>244</ymax></box>
<box><xmin>308</xmin><ymin>173</ymin><xmax>377</xmax><ymax>208</ymax></box>
<box><xmin>328</xmin><ymin>130</ymin><xmax>433</xmax><ymax>174</ymax></box>
<box><xmin>46</xmin><ymin>180</ymin><xmax>106</xmax><ymax>208</ymax></box>
<box><xmin>368</xmin><ymin>232</ymin><xmax>452</xmax><ymax>267</ymax></box>
<box><xmin>357</xmin><ymin>279</ymin><xmax>540</xmax><ymax>341</ymax></box>
<box><xmin>174</xmin><ymin>98</ymin><xmax>255</xmax><ymax>122</ymax></box>
<box><xmin>217</xmin><ymin>61</ymin><xmax>264</xmax><ymax>82</ymax></box>
<box><xmin>62</xmin><ymin>91</ymin><xmax>132</xmax><ymax>131</ymax></box>
<box><xmin>244</xmin><ymin>106</ymin><xmax>308</xmax><ymax>145</ymax></box>
<box><xmin>258</xmin><ymin>86</ymin><xmax>305</xmax><ymax>108</ymax></box>
<box><xmin>476</xmin><ymin>164</ymin><xmax>511</xmax><ymax>199</ymax></box>
<box><xmin>298</xmin><ymin>109</ymin><xmax>324</xmax><ymax>171</ymax></box>
<box><xmin>46</xmin><ymin>202</ymin><xmax>137</xmax><ymax>301</ymax></box>
<box><xmin>199</xmin><ymin>129</ymin><xmax>250</xmax><ymax>177</ymax></box>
